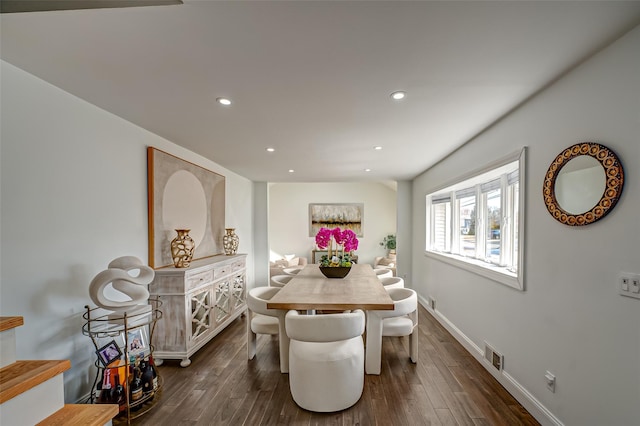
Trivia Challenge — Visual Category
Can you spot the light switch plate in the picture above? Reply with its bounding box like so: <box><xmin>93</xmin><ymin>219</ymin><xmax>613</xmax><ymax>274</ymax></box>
<box><xmin>619</xmin><ymin>272</ymin><xmax>640</xmax><ymax>300</ymax></box>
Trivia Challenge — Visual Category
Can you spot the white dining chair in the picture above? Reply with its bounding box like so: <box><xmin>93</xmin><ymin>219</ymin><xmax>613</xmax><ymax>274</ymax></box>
<box><xmin>365</xmin><ymin>288</ymin><xmax>418</xmax><ymax>375</ymax></box>
<box><xmin>286</xmin><ymin>309</ymin><xmax>365</xmax><ymax>412</ymax></box>
<box><xmin>270</xmin><ymin>274</ymin><xmax>293</xmax><ymax>288</ymax></box>
<box><xmin>246</xmin><ymin>286</ymin><xmax>290</xmax><ymax>373</ymax></box>
<box><xmin>379</xmin><ymin>276</ymin><xmax>404</xmax><ymax>290</ymax></box>
<box><xmin>373</xmin><ymin>268</ymin><xmax>393</xmax><ymax>279</ymax></box>
<box><xmin>283</xmin><ymin>267</ymin><xmax>303</xmax><ymax>276</ymax></box>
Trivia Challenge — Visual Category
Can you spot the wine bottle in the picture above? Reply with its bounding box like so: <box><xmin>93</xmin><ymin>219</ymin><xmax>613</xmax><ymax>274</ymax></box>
<box><xmin>96</xmin><ymin>375</ymin><xmax>105</xmax><ymax>403</ymax></box>
<box><xmin>140</xmin><ymin>359</ymin><xmax>155</xmax><ymax>399</ymax></box>
<box><xmin>149</xmin><ymin>355</ymin><xmax>159</xmax><ymax>391</ymax></box>
<box><xmin>110</xmin><ymin>373</ymin><xmax>126</xmax><ymax>411</ymax></box>
<box><xmin>129</xmin><ymin>366</ymin><xmax>143</xmax><ymax>404</ymax></box>
<box><xmin>99</xmin><ymin>368</ymin><xmax>113</xmax><ymax>403</ymax></box>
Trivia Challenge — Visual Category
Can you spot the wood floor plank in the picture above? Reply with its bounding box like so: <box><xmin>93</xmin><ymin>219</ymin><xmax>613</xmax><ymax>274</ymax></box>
<box><xmin>408</xmin><ymin>383</ymin><xmax>443</xmax><ymax>425</ymax></box>
<box><xmin>435</xmin><ymin>408</ymin><xmax>460</xmax><ymax>426</ymax></box>
<box><xmin>454</xmin><ymin>391</ymin><xmax>484</xmax><ymax>419</ymax></box>
<box><xmin>257</xmin><ymin>372</ymin><xmax>290</xmax><ymax>425</ymax></box>
<box><xmin>449</xmin><ymin>364</ymin><xmax>519</xmax><ymax>426</ymax></box>
<box><xmin>415</xmin><ymin>358</ymin><xmax>448</xmax><ymax>409</ymax></box>
<box><xmin>128</xmin><ymin>306</ymin><xmax>539</xmax><ymax>426</ymax></box>
<box><xmin>439</xmin><ymin>387</ymin><xmax>477</xmax><ymax>426</ymax></box>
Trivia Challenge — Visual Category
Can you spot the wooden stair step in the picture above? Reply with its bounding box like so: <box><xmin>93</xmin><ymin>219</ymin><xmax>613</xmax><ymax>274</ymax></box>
<box><xmin>36</xmin><ymin>403</ymin><xmax>119</xmax><ymax>426</ymax></box>
<box><xmin>0</xmin><ymin>316</ymin><xmax>24</xmax><ymax>332</ymax></box>
<box><xmin>0</xmin><ymin>359</ymin><xmax>71</xmax><ymax>403</ymax></box>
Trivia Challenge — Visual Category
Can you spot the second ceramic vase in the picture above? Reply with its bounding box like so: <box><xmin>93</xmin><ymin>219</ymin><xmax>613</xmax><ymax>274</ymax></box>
<box><xmin>223</xmin><ymin>228</ymin><xmax>239</xmax><ymax>255</ymax></box>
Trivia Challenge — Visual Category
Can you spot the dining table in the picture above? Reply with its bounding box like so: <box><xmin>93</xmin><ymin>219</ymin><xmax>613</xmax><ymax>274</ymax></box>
<box><xmin>266</xmin><ymin>263</ymin><xmax>394</xmax><ymax>311</ymax></box>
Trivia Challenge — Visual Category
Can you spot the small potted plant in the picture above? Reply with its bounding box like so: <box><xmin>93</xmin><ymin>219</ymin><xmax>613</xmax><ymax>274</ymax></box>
<box><xmin>380</xmin><ymin>234</ymin><xmax>396</xmax><ymax>257</ymax></box>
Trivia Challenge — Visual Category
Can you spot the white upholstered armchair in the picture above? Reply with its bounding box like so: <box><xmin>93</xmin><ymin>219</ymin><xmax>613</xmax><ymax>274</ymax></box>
<box><xmin>269</xmin><ymin>256</ymin><xmax>308</xmax><ymax>278</ymax></box>
<box><xmin>286</xmin><ymin>310</ymin><xmax>366</xmax><ymax>412</ymax></box>
<box><xmin>365</xmin><ymin>288</ymin><xmax>418</xmax><ymax>375</ymax></box>
<box><xmin>373</xmin><ymin>256</ymin><xmax>396</xmax><ymax>276</ymax></box>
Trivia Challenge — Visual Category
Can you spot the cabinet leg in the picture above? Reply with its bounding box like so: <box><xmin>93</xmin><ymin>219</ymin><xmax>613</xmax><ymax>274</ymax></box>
<box><xmin>154</xmin><ymin>358</ymin><xmax>164</xmax><ymax>366</ymax></box>
<box><xmin>180</xmin><ymin>358</ymin><xmax>191</xmax><ymax>367</ymax></box>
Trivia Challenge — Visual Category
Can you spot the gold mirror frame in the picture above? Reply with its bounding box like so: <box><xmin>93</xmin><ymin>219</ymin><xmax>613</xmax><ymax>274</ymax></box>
<box><xmin>543</xmin><ymin>142</ymin><xmax>624</xmax><ymax>226</ymax></box>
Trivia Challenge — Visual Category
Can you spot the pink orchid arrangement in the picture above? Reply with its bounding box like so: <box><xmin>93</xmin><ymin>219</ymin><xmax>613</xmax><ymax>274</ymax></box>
<box><xmin>315</xmin><ymin>227</ymin><xmax>359</xmax><ymax>267</ymax></box>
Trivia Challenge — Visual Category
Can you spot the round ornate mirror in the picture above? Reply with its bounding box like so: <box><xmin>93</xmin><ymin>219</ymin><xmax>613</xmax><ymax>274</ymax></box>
<box><xmin>543</xmin><ymin>142</ymin><xmax>624</xmax><ymax>226</ymax></box>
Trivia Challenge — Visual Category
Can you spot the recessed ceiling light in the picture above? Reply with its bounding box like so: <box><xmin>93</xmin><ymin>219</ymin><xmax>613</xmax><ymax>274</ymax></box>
<box><xmin>364</xmin><ymin>168</ymin><xmax>371</xmax><ymax>172</ymax></box>
<box><xmin>390</xmin><ymin>91</ymin><xmax>406</xmax><ymax>100</ymax></box>
<box><xmin>374</xmin><ymin>146</ymin><xmax>383</xmax><ymax>151</ymax></box>
<box><xmin>288</xmin><ymin>169</ymin><xmax>295</xmax><ymax>173</ymax></box>
<box><xmin>266</xmin><ymin>148</ymin><xmax>275</xmax><ymax>152</ymax></box>
<box><xmin>217</xmin><ymin>97</ymin><xmax>231</xmax><ymax>106</ymax></box>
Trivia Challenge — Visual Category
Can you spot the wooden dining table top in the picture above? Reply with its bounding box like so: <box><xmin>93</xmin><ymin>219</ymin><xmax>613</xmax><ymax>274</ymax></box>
<box><xmin>266</xmin><ymin>263</ymin><xmax>394</xmax><ymax>311</ymax></box>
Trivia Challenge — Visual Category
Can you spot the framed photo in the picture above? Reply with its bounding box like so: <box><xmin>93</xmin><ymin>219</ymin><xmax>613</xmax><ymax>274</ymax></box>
<box><xmin>125</xmin><ymin>327</ymin><xmax>148</xmax><ymax>355</ymax></box>
<box><xmin>96</xmin><ymin>340</ymin><xmax>122</xmax><ymax>367</ymax></box>
<box><xmin>309</xmin><ymin>203</ymin><xmax>364</xmax><ymax>237</ymax></box>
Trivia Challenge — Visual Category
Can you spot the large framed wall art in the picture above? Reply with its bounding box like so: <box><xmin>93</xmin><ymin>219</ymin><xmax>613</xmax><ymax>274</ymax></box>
<box><xmin>309</xmin><ymin>203</ymin><xmax>364</xmax><ymax>237</ymax></box>
<box><xmin>147</xmin><ymin>147</ymin><xmax>226</xmax><ymax>268</ymax></box>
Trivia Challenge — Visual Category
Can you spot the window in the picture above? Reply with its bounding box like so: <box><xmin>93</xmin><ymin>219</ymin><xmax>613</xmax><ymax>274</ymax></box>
<box><xmin>425</xmin><ymin>148</ymin><xmax>525</xmax><ymax>290</ymax></box>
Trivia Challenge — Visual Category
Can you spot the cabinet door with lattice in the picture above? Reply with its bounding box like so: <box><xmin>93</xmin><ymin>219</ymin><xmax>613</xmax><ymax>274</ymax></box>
<box><xmin>189</xmin><ymin>286</ymin><xmax>214</xmax><ymax>344</ymax></box>
<box><xmin>214</xmin><ymin>280</ymin><xmax>231</xmax><ymax>325</ymax></box>
<box><xmin>231</xmin><ymin>274</ymin><xmax>245</xmax><ymax>312</ymax></box>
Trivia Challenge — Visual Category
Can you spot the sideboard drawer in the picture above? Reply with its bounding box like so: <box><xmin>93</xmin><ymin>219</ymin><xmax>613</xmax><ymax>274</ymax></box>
<box><xmin>186</xmin><ymin>269</ymin><xmax>213</xmax><ymax>291</ymax></box>
<box><xmin>231</xmin><ymin>260</ymin><xmax>245</xmax><ymax>273</ymax></box>
<box><xmin>214</xmin><ymin>265</ymin><xmax>231</xmax><ymax>278</ymax></box>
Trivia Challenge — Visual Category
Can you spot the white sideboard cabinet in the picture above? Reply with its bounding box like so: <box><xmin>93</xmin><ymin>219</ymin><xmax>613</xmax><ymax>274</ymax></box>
<box><xmin>149</xmin><ymin>254</ymin><xmax>247</xmax><ymax>367</ymax></box>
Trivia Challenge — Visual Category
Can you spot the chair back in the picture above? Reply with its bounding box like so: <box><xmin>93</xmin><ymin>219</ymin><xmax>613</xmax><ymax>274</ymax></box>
<box><xmin>377</xmin><ymin>288</ymin><xmax>417</xmax><ymax>319</ymax></box>
<box><xmin>247</xmin><ymin>286</ymin><xmax>281</xmax><ymax>316</ymax></box>
<box><xmin>380</xmin><ymin>276</ymin><xmax>404</xmax><ymax>290</ymax></box>
<box><xmin>286</xmin><ymin>310</ymin><xmax>365</xmax><ymax>342</ymax></box>
<box><xmin>283</xmin><ymin>267</ymin><xmax>302</xmax><ymax>276</ymax></box>
<box><xmin>271</xmin><ymin>274</ymin><xmax>293</xmax><ymax>288</ymax></box>
<box><xmin>373</xmin><ymin>268</ymin><xmax>393</xmax><ymax>279</ymax></box>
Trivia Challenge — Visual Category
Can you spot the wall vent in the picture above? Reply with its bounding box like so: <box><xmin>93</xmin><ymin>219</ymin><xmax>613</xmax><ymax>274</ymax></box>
<box><xmin>484</xmin><ymin>342</ymin><xmax>504</xmax><ymax>371</ymax></box>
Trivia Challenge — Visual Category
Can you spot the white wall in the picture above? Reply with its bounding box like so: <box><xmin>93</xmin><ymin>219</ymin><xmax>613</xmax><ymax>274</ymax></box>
<box><xmin>252</xmin><ymin>182</ymin><xmax>269</xmax><ymax>288</ymax></box>
<box><xmin>411</xmin><ymin>26</ymin><xmax>640</xmax><ymax>426</ymax></box>
<box><xmin>268</xmin><ymin>182</ymin><xmax>397</xmax><ymax>269</ymax></box>
<box><xmin>396</xmin><ymin>181</ymin><xmax>413</xmax><ymax>284</ymax></box>
<box><xmin>0</xmin><ymin>61</ymin><xmax>255</xmax><ymax>403</ymax></box>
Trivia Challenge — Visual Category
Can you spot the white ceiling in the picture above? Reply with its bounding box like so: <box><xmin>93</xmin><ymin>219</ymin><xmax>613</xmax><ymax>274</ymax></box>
<box><xmin>2</xmin><ymin>1</ymin><xmax>639</xmax><ymax>182</ymax></box>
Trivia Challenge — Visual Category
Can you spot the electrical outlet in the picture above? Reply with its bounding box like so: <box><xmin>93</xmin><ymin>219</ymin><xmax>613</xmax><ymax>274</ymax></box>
<box><xmin>619</xmin><ymin>272</ymin><xmax>640</xmax><ymax>300</ymax></box>
<box><xmin>545</xmin><ymin>371</ymin><xmax>556</xmax><ymax>393</ymax></box>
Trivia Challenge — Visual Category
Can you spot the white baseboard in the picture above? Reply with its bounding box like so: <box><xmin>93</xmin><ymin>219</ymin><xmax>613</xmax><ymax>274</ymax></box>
<box><xmin>417</xmin><ymin>296</ymin><xmax>564</xmax><ymax>426</ymax></box>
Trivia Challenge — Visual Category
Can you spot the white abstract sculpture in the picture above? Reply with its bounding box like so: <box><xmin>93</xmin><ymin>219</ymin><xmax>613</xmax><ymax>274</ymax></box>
<box><xmin>89</xmin><ymin>256</ymin><xmax>155</xmax><ymax>325</ymax></box>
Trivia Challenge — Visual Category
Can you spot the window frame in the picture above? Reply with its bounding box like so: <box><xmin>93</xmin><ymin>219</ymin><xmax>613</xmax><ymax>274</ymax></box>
<box><xmin>425</xmin><ymin>148</ymin><xmax>526</xmax><ymax>290</ymax></box>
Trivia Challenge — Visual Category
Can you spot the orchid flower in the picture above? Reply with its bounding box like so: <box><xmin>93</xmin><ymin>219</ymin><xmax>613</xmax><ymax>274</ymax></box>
<box><xmin>315</xmin><ymin>226</ymin><xmax>359</xmax><ymax>267</ymax></box>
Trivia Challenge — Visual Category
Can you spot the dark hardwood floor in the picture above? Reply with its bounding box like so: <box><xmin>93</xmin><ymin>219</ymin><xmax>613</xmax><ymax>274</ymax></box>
<box><xmin>129</xmin><ymin>304</ymin><xmax>539</xmax><ymax>425</ymax></box>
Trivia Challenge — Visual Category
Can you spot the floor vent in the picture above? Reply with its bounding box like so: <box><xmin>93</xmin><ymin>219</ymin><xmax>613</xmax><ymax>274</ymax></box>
<box><xmin>428</xmin><ymin>297</ymin><xmax>436</xmax><ymax>310</ymax></box>
<box><xmin>484</xmin><ymin>342</ymin><xmax>504</xmax><ymax>371</ymax></box>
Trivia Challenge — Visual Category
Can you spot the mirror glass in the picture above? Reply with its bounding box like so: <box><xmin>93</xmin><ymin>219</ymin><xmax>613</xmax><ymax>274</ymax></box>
<box><xmin>543</xmin><ymin>142</ymin><xmax>624</xmax><ymax>226</ymax></box>
<box><xmin>555</xmin><ymin>155</ymin><xmax>606</xmax><ymax>214</ymax></box>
